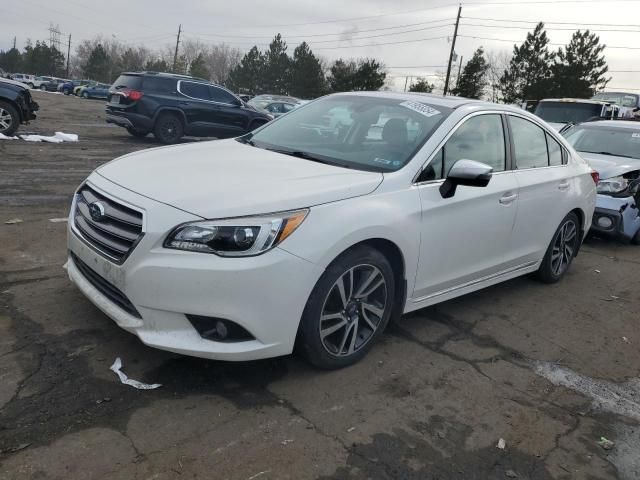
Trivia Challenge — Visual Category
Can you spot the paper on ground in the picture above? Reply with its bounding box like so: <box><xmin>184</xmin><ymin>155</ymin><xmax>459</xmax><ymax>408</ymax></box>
<box><xmin>110</xmin><ymin>357</ymin><xmax>162</xmax><ymax>390</ymax></box>
<box><xmin>19</xmin><ymin>132</ymin><xmax>79</xmax><ymax>143</ymax></box>
<box><xmin>0</xmin><ymin>133</ymin><xmax>18</xmax><ymax>140</ymax></box>
<box><xmin>49</xmin><ymin>217</ymin><xmax>68</xmax><ymax>223</ymax></box>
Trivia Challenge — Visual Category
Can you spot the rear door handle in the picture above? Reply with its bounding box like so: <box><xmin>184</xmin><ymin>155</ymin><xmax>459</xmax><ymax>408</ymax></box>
<box><xmin>499</xmin><ymin>193</ymin><xmax>518</xmax><ymax>205</ymax></box>
<box><xmin>558</xmin><ymin>181</ymin><xmax>570</xmax><ymax>191</ymax></box>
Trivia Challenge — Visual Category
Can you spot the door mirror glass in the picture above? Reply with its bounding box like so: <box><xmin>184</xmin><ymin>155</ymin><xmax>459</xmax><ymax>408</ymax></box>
<box><xmin>439</xmin><ymin>159</ymin><xmax>493</xmax><ymax>198</ymax></box>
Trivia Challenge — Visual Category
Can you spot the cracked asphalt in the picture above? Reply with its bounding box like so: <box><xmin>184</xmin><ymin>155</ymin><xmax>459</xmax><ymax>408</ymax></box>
<box><xmin>1</xmin><ymin>91</ymin><xmax>639</xmax><ymax>479</ymax></box>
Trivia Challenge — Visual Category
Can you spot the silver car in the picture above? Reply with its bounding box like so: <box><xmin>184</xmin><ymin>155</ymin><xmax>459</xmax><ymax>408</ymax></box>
<box><xmin>564</xmin><ymin>120</ymin><xmax>640</xmax><ymax>243</ymax></box>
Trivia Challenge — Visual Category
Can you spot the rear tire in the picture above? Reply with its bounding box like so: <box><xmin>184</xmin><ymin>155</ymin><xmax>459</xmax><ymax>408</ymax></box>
<box><xmin>126</xmin><ymin>127</ymin><xmax>150</xmax><ymax>138</ymax></box>
<box><xmin>298</xmin><ymin>245</ymin><xmax>396</xmax><ymax>369</ymax></box>
<box><xmin>40</xmin><ymin>85</ymin><xmax>46</xmax><ymax>91</ymax></box>
<box><xmin>154</xmin><ymin>113</ymin><xmax>184</xmax><ymax>144</ymax></box>
<box><xmin>0</xmin><ymin>100</ymin><xmax>20</xmax><ymax>137</ymax></box>
<box><xmin>82</xmin><ymin>91</ymin><xmax>89</xmax><ymax>99</ymax></box>
<box><xmin>536</xmin><ymin>212</ymin><xmax>580</xmax><ymax>283</ymax></box>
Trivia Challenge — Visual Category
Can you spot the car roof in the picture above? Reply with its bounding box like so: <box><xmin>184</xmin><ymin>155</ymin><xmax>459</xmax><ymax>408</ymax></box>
<box><xmin>575</xmin><ymin>120</ymin><xmax>640</xmax><ymax>130</ymax></box>
<box><xmin>121</xmin><ymin>71</ymin><xmax>208</xmax><ymax>82</ymax></box>
<box><xmin>539</xmin><ymin>98</ymin><xmax>610</xmax><ymax>105</ymax></box>
<box><xmin>330</xmin><ymin>91</ymin><xmax>523</xmax><ymax>112</ymax></box>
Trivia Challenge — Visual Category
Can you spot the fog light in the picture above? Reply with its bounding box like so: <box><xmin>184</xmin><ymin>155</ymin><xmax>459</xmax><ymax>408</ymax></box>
<box><xmin>597</xmin><ymin>216</ymin><xmax>613</xmax><ymax>229</ymax></box>
<box><xmin>215</xmin><ymin>320</ymin><xmax>228</xmax><ymax>340</ymax></box>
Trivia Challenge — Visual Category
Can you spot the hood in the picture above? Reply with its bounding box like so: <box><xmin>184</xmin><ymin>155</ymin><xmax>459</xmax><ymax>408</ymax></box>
<box><xmin>580</xmin><ymin>152</ymin><xmax>640</xmax><ymax>180</ymax></box>
<box><xmin>0</xmin><ymin>78</ymin><xmax>28</xmax><ymax>90</ymax></box>
<box><xmin>97</xmin><ymin>139</ymin><xmax>383</xmax><ymax>219</ymax></box>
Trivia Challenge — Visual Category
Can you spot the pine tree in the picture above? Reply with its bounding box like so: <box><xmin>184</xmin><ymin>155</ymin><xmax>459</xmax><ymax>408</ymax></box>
<box><xmin>354</xmin><ymin>58</ymin><xmax>386</xmax><ymax>91</ymax></box>
<box><xmin>328</xmin><ymin>59</ymin><xmax>358</xmax><ymax>92</ymax></box>
<box><xmin>552</xmin><ymin>30</ymin><xmax>609</xmax><ymax>98</ymax></box>
<box><xmin>226</xmin><ymin>46</ymin><xmax>266</xmax><ymax>94</ymax></box>
<box><xmin>144</xmin><ymin>58</ymin><xmax>169</xmax><ymax>72</ymax></box>
<box><xmin>500</xmin><ymin>22</ymin><xmax>555</xmax><ymax>103</ymax></box>
<box><xmin>82</xmin><ymin>44</ymin><xmax>110</xmax><ymax>82</ymax></box>
<box><xmin>452</xmin><ymin>47</ymin><xmax>488</xmax><ymax>99</ymax></box>
<box><xmin>262</xmin><ymin>34</ymin><xmax>290</xmax><ymax>94</ymax></box>
<box><xmin>288</xmin><ymin>42</ymin><xmax>325</xmax><ymax>98</ymax></box>
<box><xmin>409</xmin><ymin>78</ymin><xmax>434</xmax><ymax>93</ymax></box>
<box><xmin>189</xmin><ymin>53</ymin><xmax>210</xmax><ymax>80</ymax></box>
<box><xmin>0</xmin><ymin>48</ymin><xmax>23</xmax><ymax>73</ymax></box>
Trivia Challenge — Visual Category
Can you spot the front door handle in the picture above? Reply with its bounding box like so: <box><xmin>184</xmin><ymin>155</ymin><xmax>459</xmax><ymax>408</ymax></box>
<box><xmin>558</xmin><ymin>181</ymin><xmax>570</xmax><ymax>191</ymax></box>
<box><xmin>499</xmin><ymin>193</ymin><xmax>518</xmax><ymax>205</ymax></box>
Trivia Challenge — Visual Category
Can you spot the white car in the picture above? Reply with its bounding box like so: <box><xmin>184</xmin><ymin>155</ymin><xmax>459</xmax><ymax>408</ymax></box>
<box><xmin>10</xmin><ymin>73</ymin><xmax>36</xmax><ymax>88</ymax></box>
<box><xmin>66</xmin><ymin>92</ymin><xmax>596</xmax><ymax>369</ymax></box>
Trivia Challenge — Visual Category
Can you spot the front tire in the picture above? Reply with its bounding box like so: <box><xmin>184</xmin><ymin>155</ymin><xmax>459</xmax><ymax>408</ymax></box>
<box><xmin>154</xmin><ymin>113</ymin><xmax>184</xmax><ymax>144</ymax></box>
<box><xmin>298</xmin><ymin>246</ymin><xmax>396</xmax><ymax>369</ymax></box>
<box><xmin>40</xmin><ymin>85</ymin><xmax>47</xmax><ymax>91</ymax></box>
<box><xmin>0</xmin><ymin>100</ymin><xmax>20</xmax><ymax>136</ymax></box>
<box><xmin>536</xmin><ymin>212</ymin><xmax>580</xmax><ymax>283</ymax></box>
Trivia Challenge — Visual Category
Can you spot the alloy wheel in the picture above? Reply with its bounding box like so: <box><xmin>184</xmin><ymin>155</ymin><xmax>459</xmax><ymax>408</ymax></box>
<box><xmin>0</xmin><ymin>108</ymin><xmax>13</xmax><ymax>132</ymax></box>
<box><xmin>551</xmin><ymin>219</ymin><xmax>578</xmax><ymax>276</ymax></box>
<box><xmin>319</xmin><ymin>264</ymin><xmax>388</xmax><ymax>357</ymax></box>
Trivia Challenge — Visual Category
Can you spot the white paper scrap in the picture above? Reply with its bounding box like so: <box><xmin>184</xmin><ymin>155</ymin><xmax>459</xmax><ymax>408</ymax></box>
<box><xmin>110</xmin><ymin>357</ymin><xmax>162</xmax><ymax>390</ymax></box>
<box><xmin>49</xmin><ymin>217</ymin><xmax>68</xmax><ymax>223</ymax></box>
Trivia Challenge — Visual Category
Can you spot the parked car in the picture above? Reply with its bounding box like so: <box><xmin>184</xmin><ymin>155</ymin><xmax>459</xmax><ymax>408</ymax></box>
<box><xmin>10</xmin><ymin>73</ymin><xmax>36</xmax><ymax>88</ymax></box>
<box><xmin>563</xmin><ymin>120</ymin><xmax>640</xmax><ymax>243</ymax></box>
<box><xmin>592</xmin><ymin>91</ymin><xmax>640</xmax><ymax>118</ymax></box>
<box><xmin>260</xmin><ymin>101</ymin><xmax>299</xmax><ymax>117</ymax></box>
<box><xmin>74</xmin><ymin>80</ymin><xmax>97</xmax><ymax>96</ymax></box>
<box><xmin>58</xmin><ymin>80</ymin><xmax>88</xmax><ymax>95</ymax></box>
<box><xmin>80</xmin><ymin>83</ymin><xmax>111</xmax><ymax>100</ymax></box>
<box><xmin>534</xmin><ymin>98</ymin><xmax>620</xmax><ymax>131</ymax></box>
<box><xmin>0</xmin><ymin>78</ymin><xmax>39</xmax><ymax>136</ymax></box>
<box><xmin>32</xmin><ymin>76</ymin><xmax>55</xmax><ymax>90</ymax></box>
<box><xmin>248</xmin><ymin>94</ymin><xmax>300</xmax><ymax>112</ymax></box>
<box><xmin>67</xmin><ymin>92</ymin><xmax>596</xmax><ymax>368</ymax></box>
<box><xmin>105</xmin><ymin>71</ymin><xmax>272</xmax><ymax>143</ymax></box>
<box><xmin>41</xmin><ymin>78</ymin><xmax>66</xmax><ymax>92</ymax></box>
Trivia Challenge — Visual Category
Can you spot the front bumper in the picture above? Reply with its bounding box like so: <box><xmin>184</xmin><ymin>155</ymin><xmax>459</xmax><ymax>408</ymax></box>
<box><xmin>590</xmin><ymin>194</ymin><xmax>640</xmax><ymax>242</ymax></box>
<box><xmin>67</xmin><ymin>176</ymin><xmax>323</xmax><ymax>361</ymax></box>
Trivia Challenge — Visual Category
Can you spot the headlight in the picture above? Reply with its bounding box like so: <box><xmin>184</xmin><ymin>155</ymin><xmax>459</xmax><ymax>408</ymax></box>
<box><xmin>164</xmin><ymin>209</ymin><xmax>308</xmax><ymax>256</ymax></box>
<box><xmin>597</xmin><ymin>176</ymin><xmax>628</xmax><ymax>194</ymax></box>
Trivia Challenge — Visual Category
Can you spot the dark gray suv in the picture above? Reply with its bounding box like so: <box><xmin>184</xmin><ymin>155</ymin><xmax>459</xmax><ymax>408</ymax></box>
<box><xmin>105</xmin><ymin>72</ymin><xmax>272</xmax><ymax>144</ymax></box>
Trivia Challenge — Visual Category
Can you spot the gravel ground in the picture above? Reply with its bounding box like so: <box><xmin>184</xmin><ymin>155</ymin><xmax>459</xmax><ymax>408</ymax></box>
<box><xmin>1</xmin><ymin>90</ymin><xmax>639</xmax><ymax>479</ymax></box>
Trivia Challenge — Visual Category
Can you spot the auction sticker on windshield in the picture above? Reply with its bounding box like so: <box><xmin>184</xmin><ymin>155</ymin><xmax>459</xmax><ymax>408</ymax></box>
<box><xmin>632</xmin><ymin>133</ymin><xmax>640</xmax><ymax>138</ymax></box>
<box><xmin>399</xmin><ymin>101</ymin><xmax>441</xmax><ymax>117</ymax></box>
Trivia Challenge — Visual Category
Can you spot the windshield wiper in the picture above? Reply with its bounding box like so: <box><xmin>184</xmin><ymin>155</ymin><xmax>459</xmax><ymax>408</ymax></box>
<box><xmin>265</xmin><ymin>148</ymin><xmax>338</xmax><ymax>166</ymax></box>
<box><xmin>582</xmin><ymin>151</ymin><xmax>634</xmax><ymax>159</ymax></box>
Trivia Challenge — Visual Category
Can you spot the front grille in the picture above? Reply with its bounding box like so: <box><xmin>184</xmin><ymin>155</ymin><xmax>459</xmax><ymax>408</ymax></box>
<box><xmin>71</xmin><ymin>252</ymin><xmax>141</xmax><ymax>318</ymax></box>
<box><xmin>73</xmin><ymin>185</ymin><xmax>143</xmax><ymax>263</ymax></box>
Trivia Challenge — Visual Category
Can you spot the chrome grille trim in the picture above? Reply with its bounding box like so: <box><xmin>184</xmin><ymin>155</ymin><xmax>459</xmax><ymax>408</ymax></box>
<box><xmin>73</xmin><ymin>185</ymin><xmax>144</xmax><ymax>264</ymax></box>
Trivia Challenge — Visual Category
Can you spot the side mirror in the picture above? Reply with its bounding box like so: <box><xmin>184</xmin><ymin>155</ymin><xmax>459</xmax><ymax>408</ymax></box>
<box><xmin>439</xmin><ymin>159</ymin><xmax>493</xmax><ymax>199</ymax></box>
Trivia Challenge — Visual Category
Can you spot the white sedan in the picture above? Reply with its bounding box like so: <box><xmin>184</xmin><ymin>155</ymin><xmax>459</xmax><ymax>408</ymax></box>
<box><xmin>66</xmin><ymin>92</ymin><xmax>596</xmax><ymax>369</ymax></box>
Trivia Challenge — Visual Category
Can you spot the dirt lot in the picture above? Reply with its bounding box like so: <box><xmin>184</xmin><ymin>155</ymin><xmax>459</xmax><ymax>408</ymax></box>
<box><xmin>1</xmin><ymin>91</ymin><xmax>639</xmax><ymax>479</ymax></box>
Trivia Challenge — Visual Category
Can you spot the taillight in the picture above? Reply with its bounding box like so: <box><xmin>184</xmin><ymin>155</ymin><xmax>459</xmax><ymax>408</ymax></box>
<box><xmin>590</xmin><ymin>171</ymin><xmax>600</xmax><ymax>184</ymax></box>
<box><xmin>127</xmin><ymin>90</ymin><xmax>144</xmax><ymax>101</ymax></box>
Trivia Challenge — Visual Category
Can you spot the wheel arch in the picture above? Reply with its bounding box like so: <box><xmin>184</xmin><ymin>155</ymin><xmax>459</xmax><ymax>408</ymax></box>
<box><xmin>153</xmin><ymin>107</ymin><xmax>187</xmax><ymax>127</ymax></box>
<box><xmin>569</xmin><ymin>207</ymin><xmax>585</xmax><ymax>256</ymax></box>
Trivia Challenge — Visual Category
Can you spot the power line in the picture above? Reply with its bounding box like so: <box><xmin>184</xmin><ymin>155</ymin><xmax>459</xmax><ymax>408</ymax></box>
<box><xmin>387</xmin><ymin>65</ymin><xmax>449</xmax><ymax>68</ymax></box>
<box><xmin>462</xmin><ymin>15</ymin><xmax>640</xmax><ymax>28</ymax></box>
<box><xmin>189</xmin><ymin>18</ymin><xmax>456</xmax><ymax>39</ymax></box>
<box><xmin>458</xmin><ymin>34</ymin><xmax>640</xmax><ymax>49</ymax></box>
<box><xmin>460</xmin><ymin>22</ymin><xmax>640</xmax><ymax>33</ymax></box>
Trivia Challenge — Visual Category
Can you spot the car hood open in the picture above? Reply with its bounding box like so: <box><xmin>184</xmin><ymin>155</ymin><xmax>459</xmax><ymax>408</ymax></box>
<box><xmin>580</xmin><ymin>152</ymin><xmax>640</xmax><ymax>180</ymax></box>
<box><xmin>97</xmin><ymin>139</ymin><xmax>383</xmax><ymax>219</ymax></box>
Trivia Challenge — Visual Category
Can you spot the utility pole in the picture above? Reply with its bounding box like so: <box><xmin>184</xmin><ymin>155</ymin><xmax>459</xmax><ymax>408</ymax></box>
<box><xmin>66</xmin><ymin>34</ymin><xmax>71</xmax><ymax>78</ymax></box>
<box><xmin>404</xmin><ymin>76</ymin><xmax>409</xmax><ymax>92</ymax></box>
<box><xmin>172</xmin><ymin>24</ymin><xmax>182</xmax><ymax>73</ymax></box>
<box><xmin>455</xmin><ymin>55</ymin><xmax>463</xmax><ymax>92</ymax></box>
<box><xmin>13</xmin><ymin>37</ymin><xmax>17</xmax><ymax>49</ymax></box>
<box><xmin>443</xmin><ymin>4</ymin><xmax>462</xmax><ymax>96</ymax></box>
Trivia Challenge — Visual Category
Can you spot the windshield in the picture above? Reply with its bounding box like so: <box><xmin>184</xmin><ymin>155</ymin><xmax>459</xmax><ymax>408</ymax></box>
<box><xmin>242</xmin><ymin>95</ymin><xmax>451</xmax><ymax>172</ymax></box>
<box><xmin>535</xmin><ymin>102</ymin><xmax>603</xmax><ymax>124</ymax></box>
<box><xmin>564</xmin><ymin>125</ymin><xmax>640</xmax><ymax>160</ymax></box>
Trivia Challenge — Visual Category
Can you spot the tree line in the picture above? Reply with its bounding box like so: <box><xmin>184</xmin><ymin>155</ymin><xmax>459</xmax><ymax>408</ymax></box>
<box><xmin>0</xmin><ymin>22</ymin><xmax>609</xmax><ymax>102</ymax></box>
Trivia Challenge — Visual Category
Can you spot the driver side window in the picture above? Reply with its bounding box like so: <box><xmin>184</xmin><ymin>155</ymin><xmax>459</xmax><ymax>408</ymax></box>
<box><xmin>421</xmin><ymin>114</ymin><xmax>506</xmax><ymax>181</ymax></box>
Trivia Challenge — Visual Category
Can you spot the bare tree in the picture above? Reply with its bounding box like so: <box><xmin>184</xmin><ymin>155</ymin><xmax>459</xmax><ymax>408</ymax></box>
<box><xmin>205</xmin><ymin>43</ymin><xmax>242</xmax><ymax>84</ymax></box>
<box><xmin>485</xmin><ymin>50</ymin><xmax>511</xmax><ymax>102</ymax></box>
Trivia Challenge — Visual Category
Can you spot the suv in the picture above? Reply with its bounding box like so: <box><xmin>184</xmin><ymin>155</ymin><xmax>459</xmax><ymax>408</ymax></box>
<box><xmin>105</xmin><ymin>72</ymin><xmax>272</xmax><ymax>143</ymax></box>
<box><xmin>0</xmin><ymin>78</ymin><xmax>39</xmax><ymax>136</ymax></box>
<box><xmin>10</xmin><ymin>74</ymin><xmax>35</xmax><ymax>88</ymax></box>
<box><xmin>534</xmin><ymin>98</ymin><xmax>620</xmax><ymax>131</ymax></box>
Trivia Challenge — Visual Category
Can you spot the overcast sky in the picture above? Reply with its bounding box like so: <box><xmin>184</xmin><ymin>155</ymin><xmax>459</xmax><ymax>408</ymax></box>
<box><xmin>2</xmin><ymin>0</ymin><xmax>639</xmax><ymax>92</ymax></box>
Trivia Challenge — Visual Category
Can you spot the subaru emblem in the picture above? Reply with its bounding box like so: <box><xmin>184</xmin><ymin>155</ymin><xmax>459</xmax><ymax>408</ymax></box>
<box><xmin>88</xmin><ymin>202</ymin><xmax>106</xmax><ymax>222</ymax></box>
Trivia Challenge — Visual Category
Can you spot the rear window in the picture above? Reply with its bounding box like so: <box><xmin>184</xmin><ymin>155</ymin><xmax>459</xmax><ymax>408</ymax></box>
<box><xmin>111</xmin><ymin>74</ymin><xmax>143</xmax><ymax>91</ymax></box>
<box><xmin>142</xmin><ymin>77</ymin><xmax>175</xmax><ymax>94</ymax></box>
